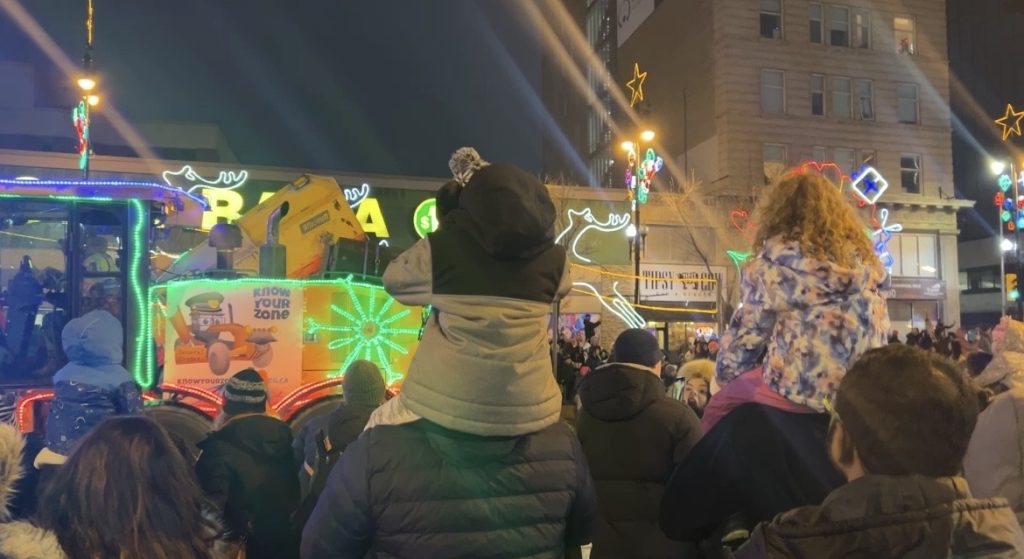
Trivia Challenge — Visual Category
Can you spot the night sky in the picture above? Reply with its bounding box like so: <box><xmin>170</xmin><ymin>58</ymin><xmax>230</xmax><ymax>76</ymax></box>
<box><xmin>0</xmin><ymin>1</ymin><xmax>546</xmax><ymax>178</ymax></box>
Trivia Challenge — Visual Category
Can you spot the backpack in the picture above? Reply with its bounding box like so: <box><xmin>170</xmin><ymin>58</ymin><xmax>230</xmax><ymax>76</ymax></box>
<box><xmin>292</xmin><ymin>427</ymin><xmax>345</xmax><ymax>530</ymax></box>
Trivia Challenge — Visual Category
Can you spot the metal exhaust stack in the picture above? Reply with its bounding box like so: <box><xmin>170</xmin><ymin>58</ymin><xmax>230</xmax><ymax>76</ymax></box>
<box><xmin>260</xmin><ymin>201</ymin><xmax>290</xmax><ymax>278</ymax></box>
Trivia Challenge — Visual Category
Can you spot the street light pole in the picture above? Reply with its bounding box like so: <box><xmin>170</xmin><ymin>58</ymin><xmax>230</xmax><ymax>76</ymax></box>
<box><xmin>1014</xmin><ymin>161</ymin><xmax>1023</xmax><ymax>318</ymax></box>
<box><xmin>1001</xmin><ymin>220</ymin><xmax>1008</xmax><ymax>315</ymax></box>
<box><xmin>76</xmin><ymin>0</ymin><xmax>97</xmax><ymax>179</ymax></box>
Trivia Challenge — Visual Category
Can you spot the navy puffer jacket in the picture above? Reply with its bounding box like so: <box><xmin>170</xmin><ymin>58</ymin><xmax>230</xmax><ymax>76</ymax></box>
<box><xmin>301</xmin><ymin>419</ymin><xmax>597</xmax><ymax>558</ymax></box>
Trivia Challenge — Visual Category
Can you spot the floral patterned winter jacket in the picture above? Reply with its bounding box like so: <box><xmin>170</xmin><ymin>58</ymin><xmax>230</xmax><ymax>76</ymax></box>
<box><xmin>716</xmin><ymin>237</ymin><xmax>890</xmax><ymax>412</ymax></box>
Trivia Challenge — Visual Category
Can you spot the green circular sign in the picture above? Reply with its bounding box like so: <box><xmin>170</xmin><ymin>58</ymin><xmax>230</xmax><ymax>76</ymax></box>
<box><xmin>413</xmin><ymin>198</ymin><xmax>438</xmax><ymax>238</ymax></box>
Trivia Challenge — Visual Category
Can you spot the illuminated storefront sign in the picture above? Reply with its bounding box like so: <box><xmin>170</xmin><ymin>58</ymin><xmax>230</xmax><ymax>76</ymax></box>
<box><xmin>160</xmin><ymin>166</ymin><xmax>406</xmax><ymax>238</ymax></box>
<box><xmin>413</xmin><ymin>198</ymin><xmax>438</xmax><ymax>238</ymax></box>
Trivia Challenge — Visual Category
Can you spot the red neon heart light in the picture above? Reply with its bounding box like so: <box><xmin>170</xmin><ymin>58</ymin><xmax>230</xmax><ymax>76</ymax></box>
<box><xmin>730</xmin><ymin>210</ymin><xmax>758</xmax><ymax>244</ymax></box>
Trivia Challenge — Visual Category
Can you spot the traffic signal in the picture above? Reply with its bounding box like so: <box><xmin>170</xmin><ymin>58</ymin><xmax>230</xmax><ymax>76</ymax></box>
<box><xmin>1008</xmin><ymin>273</ymin><xmax>1020</xmax><ymax>301</ymax></box>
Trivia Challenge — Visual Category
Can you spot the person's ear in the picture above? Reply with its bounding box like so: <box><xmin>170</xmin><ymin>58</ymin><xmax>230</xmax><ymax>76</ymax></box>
<box><xmin>829</xmin><ymin>421</ymin><xmax>858</xmax><ymax>468</ymax></box>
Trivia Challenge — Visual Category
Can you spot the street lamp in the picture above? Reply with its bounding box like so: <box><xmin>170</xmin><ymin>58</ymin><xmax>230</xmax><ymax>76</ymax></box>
<box><xmin>622</xmin><ymin>129</ymin><xmax>659</xmax><ymax>304</ymax></box>
<box><xmin>77</xmin><ymin>76</ymin><xmax>96</xmax><ymax>91</ymax></box>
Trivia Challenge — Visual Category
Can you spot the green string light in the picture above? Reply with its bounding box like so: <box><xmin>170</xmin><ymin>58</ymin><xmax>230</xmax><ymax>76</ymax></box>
<box><xmin>147</xmin><ymin>275</ymin><xmax>421</xmax><ymax>387</ymax></box>
<box><xmin>128</xmin><ymin>200</ymin><xmax>151</xmax><ymax>387</ymax></box>
<box><xmin>305</xmin><ymin>280</ymin><xmax>420</xmax><ymax>384</ymax></box>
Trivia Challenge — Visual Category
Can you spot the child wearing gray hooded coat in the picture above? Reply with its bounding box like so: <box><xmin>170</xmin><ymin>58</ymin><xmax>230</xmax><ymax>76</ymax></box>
<box><xmin>365</xmin><ymin>148</ymin><xmax>570</xmax><ymax>437</ymax></box>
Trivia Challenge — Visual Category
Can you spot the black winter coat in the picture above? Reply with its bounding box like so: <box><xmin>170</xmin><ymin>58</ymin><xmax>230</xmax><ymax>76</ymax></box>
<box><xmin>301</xmin><ymin>419</ymin><xmax>598</xmax><ymax>559</ymax></box>
<box><xmin>196</xmin><ymin>414</ymin><xmax>301</xmax><ymax>559</ymax></box>
<box><xmin>660</xmin><ymin>404</ymin><xmax>844</xmax><ymax>543</ymax></box>
<box><xmin>576</xmin><ymin>363</ymin><xmax>702</xmax><ymax>559</ymax></box>
<box><xmin>293</xmin><ymin>401</ymin><xmax>377</xmax><ymax>496</ymax></box>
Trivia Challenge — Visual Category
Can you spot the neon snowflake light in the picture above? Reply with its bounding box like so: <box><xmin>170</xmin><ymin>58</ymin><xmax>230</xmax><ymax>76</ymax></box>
<box><xmin>304</xmin><ymin>282</ymin><xmax>420</xmax><ymax>384</ymax></box>
<box><xmin>555</xmin><ymin>208</ymin><xmax>632</xmax><ymax>263</ymax></box>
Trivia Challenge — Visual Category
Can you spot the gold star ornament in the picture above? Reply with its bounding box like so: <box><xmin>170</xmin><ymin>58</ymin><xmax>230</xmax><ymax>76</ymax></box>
<box><xmin>995</xmin><ymin>103</ymin><xmax>1024</xmax><ymax>141</ymax></box>
<box><xmin>626</xmin><ymin>62</ymin><xmax>647</xmax><ymax>107</ymax></box>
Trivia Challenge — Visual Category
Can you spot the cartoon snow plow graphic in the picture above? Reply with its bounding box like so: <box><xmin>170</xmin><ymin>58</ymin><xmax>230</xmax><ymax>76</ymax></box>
<box><xmin>167</xmin><ymin>291</ymin><xmax>277</xmax><ymax>375</ymax></box>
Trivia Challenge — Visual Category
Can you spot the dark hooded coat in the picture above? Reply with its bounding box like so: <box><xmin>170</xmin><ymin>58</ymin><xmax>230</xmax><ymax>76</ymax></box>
<box><xmin>196</xmin><ymin>414</ymin><xmax>300</xmax><ymax>559</ymax></box>
<box><xmin>576</xmin><ymin>363</ymin><xmax>701</xmax><ymax>559</ymax></box>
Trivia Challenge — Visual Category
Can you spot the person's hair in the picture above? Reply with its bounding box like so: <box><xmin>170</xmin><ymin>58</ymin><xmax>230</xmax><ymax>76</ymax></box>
<box><xmin>966</xmin><ymin>351</ymin><xmax>994</xmax><ymax>378</ymax></box>
<box><xmin>753</xmin><ymin>172</ymin><xmax>879</xmax><ymax>269</ymax></box>
<box><xmin>37</xmin><ymin>416</ymin><xmax>219</xmax><ymax>559</ymax></box>
<box><xmin>834</xmin><ymin>344</ymin><xmax>980</xmax><ymax>477</ymax></box>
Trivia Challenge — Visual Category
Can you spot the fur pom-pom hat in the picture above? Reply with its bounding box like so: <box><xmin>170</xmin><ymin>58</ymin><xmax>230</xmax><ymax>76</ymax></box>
<box><xmin>449</xmin><ymin>147</ymin><xmax>489</xmax><ymax>186</ymax></box>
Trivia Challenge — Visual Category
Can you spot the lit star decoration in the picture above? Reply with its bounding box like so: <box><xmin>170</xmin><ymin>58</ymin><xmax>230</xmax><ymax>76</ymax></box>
<box><xmin>995</xmin><ymin>104</ymin><xmax>1024</xmax><ymax>141</ymax></box>
<box><xmin>847</xmin><ymin>166</ymin><xmax>902</xmax><ymax>273</ymax></box>
<box><xmin>555</xmin><ymin>208</ymin><xmax>632</xmax><ymax>263</ymax></box>
<box><xmin>304</xmin><ymin>281</ymin><xmax>421</xmax><ymax>384</ymax></box>
<box><xmin>626</xmin><ymin>62</ymin><xmax>647</xmax><ymax>107</ymax></box>
<box><xmin>999</xmin><ymin>174</ymin><xmax>1013</xmax><ymax>192</ymax></box>
<box><xmin>850</xmin><ymin>166</ymin><xmax>889</xmax><ymax>205</ymax></box>
<box><xmin>72</xmin><ymin>101</ymin><xmax>89</xmax><ymax>171</ymax></box>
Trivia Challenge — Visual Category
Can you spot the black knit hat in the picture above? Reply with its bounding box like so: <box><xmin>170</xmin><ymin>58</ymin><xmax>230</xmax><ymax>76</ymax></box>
<box><xmin>222</xmin><ymin>368</ymin><xmax>268</xmax><ymax>415</ymax></box>
<box><xmin>343</xmin><ymin>360</ymin><xmax>386</xmax><ymax>407</ymax></box>
<box><xmin>612</xmin><ymin>329</ymin><xmax>662</xmax><ymax>368</ymax></box>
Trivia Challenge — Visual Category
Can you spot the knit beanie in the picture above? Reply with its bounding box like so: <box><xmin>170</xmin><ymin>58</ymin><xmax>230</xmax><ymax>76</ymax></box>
<box><xmin>343</xmin><ymin>360</ymin><xmax>386</xmax><ymax>407</ymax></box>
<box><xmin>222</xmin><ymin>368</ymin><xmax>268</xmax><ymax>415</ymax></box>
<box><xmin>612</xmin><ymin>329</ymin><xmax>662</xmax><ymax>368</ymax></box>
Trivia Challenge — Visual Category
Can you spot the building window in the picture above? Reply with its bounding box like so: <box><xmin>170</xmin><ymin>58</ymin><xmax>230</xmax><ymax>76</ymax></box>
<box><xmin>761</xmin><ymin>0</ymin><xmax>783</xmax><ymax>39</ymax></box>
<box><xmin>812</xmin><ymin>146</ymin><xmax>828</xmax><ymax>163</ymax></box>
<box><xmin>894</xmin><ymin>16</ymin><xmax>915</xmax><ymax>54</ymax></box>
<box><xmin>901</xmin><ymin>154</ymin><xmax>921</xmax><ymax>193</ymax></box>
<box><xmin>809</xmin><ymin>3</ymin><xmax>823</xmax><ymax>43</ymax></box>
<box><xmin>761</xmin><ymin>69</ymin><xmax>785</xmax><ymax>113</ymax></box>
<box><xmin>832</xmin><ymin>147</ymin><xmax>855</xmax><ymax>175</ymax></box>
<box><xmin>961</xmin><ymin>266</ymin><xmax>1001</xmax><ymax>293</ymax></box>
<box><xmin>831</xmin><ymin>77</ymin><xmax>851</xmax><ymax>119</ymax></box>
<box><xmin>897</xmin><ymin>83</ymin><xmax>919</xmax><ymax>123</ymax></box>
<box><xmin>853</xmin><ymin>8</ymin><xmax>870</xmax><ymax>48</ymax></box>
<box><xmin>890</xmin><ymin>233</ymin><xmax>937</xmax><ymax>278</ymax></box>
<box><xmin>858</xmin><ymin>149</ymin><xmax>876</xmax><ymax>168</ymax></box>
<box><xmin>828</xmin><ymin>5</ymin><xmax>850</xmax><ymax>47</ymax></box>
<box><xmin>856</xmin><ymin>79</ymin><xmax>873</xmax><ymax>120</ymax></box>
<box><xmin>763</xmin><ymin>143</ymin><xmax>788</xmax><ymax>184</ymax></box>
<box><xmin>810</xmin><ymin>74</ymin><xmax>825</xmax><ymax>116</ymax></box>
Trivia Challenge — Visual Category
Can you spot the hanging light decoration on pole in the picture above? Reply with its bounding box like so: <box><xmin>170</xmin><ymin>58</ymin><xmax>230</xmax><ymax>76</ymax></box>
<box><xmin>622</xmin><ymin>130</ymin><xmax>662</xmax><ymax>304</ymax></box>
<box><xmin>74</xmin><ymin>0</ymin><xmax>98</xmax><ymax>178</ymax></box>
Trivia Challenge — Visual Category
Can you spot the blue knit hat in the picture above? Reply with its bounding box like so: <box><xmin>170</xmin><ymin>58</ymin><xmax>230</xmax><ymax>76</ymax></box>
<box><xmin>612</xmin><ymin>329</ymin><xmax>662</xmax><ymax>367</ymax></box>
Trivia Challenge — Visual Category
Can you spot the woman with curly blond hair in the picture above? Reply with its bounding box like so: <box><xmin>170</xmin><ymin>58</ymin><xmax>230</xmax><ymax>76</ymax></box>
<box><xmin>660</xmin><ymin>172</ymin><xmax>889</xmax><ymax>547</ymax></box>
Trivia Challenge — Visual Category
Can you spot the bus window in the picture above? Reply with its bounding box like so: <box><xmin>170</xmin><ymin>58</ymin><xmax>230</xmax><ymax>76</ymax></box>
<box><xmin>0</xmin><ymin>201</ymin><xmax>69</xmax><ymax>382</ymax></box>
